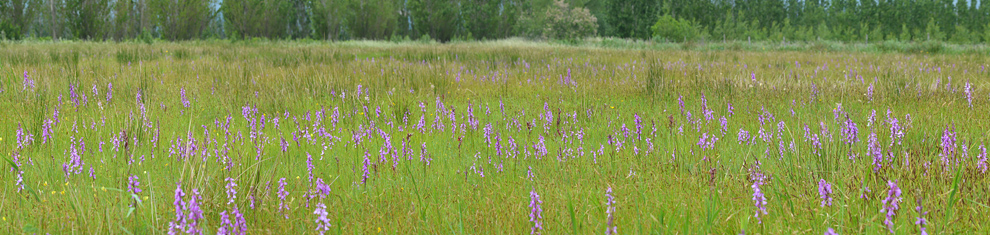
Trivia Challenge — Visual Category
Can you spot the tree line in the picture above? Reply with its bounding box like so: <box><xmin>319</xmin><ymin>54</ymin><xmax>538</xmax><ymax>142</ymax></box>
<box><xmin>1</xmin><ymin>0</ymin><xmax>989</xmax><ymax>43</ymax></box>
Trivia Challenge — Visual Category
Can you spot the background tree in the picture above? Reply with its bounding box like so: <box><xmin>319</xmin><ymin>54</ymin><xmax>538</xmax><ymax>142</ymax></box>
<box><xmin>408</xmin><ymin>0</ymin><xmax>459</xmax><ymax>41</ymax></box>
<box><xmin>542</xmin><ymin>0</ymin><xmax>597</xmax><ymax>40</ymax></box>
<box><xmin>310</xmin><ymin>0</ymin><xmax>350</xmax><ymax>40</ymax></box>
<box><xmin>155</xmin><ymin>0</ymin><xmax>213</xmax><ymax>40</ymax></box>
<box><xmin>0</xmin><ymin>0</ymin><xmax>35</xmax><ymax>40</ymax></box>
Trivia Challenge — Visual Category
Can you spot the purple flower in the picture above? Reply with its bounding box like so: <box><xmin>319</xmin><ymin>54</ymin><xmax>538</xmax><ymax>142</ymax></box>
<box><xmin>881</xmin><ymin>180</ymin><xmax>902</xmax><ymax>233</ymax></box>
<box><xmin>940</xmin><ymin>126</ymin><xmax>957</xmax><ymax>168</ymax></box>
<box><xmin>527</xmin><ymin>166</ymin><xmax>535</xmax><ymax>181</ymax></box>
<box><xmin>226</xmin><ymin>178</ymin><xmax>238</xmax><ymax>205</ymax></box>
<box><xmin>307</xmin><ymin>153</ymin><xmax>315</xmax><ymax>184</ymax></box>
<box><xmin>218</xmin><ymin>206</ymin><xmax>247</xmax><ymax>235</ymax></box>
<box><xmin>915</xmin><ymin>198</ymin><xmax>929</xmax><ymax>235</ymax></box>
<box><xmin>15</xmin><ymin>171</ymin><xmax>25</xmax><ymax>192</ymax></box>
<box><xmin>977</xmin><ymin>144</ymin><xmax>987</xmax><ymax>173</ymax></box>
<box><xmin>62</xmin><ymin>139</ymin><xmax>85</xmax><ymax>180</ymax></box>
<box><xmin>278</xmin><ymin>178</ymin><xmax>289</xmax><ymax>218</ymax></box>
<box><xmin>23</xmin><ymin>70</ymin><xmax>35</xmax><ymax>91</ymax></box>
<box><xmin>314</xmin><ymin>203</ymin><xmax>332</xmax><ymax>234</ymax></box>
<box><xmin>824</xmin><ymin>228</ymin><xmax>838</xmax><ymax>235</ymax></box>
<box><xmin>842</xmin><ymin>117</ymin><xmax>859</xmax><ymax>145</ymax></box>
<box><xmin>185</xmin><ymin>189</ymin><xmax>204</xmax><ymax>234</ymax></box>
<box><xmin>315</xmin><ymin>178</ymin><xmax>331</xmax><ymax>199</ymax></box>
<box><xmin>218</xmin><ymin>211</ymin><xmax>233</xmax><ymax>235</ymax></box>
<box><xmin>605</xmin><ymin>187</ymin><xmax>617</xmax><ymax>235</ymax></box>
<box><xmin>128</xmin><ymin>174</ymin><xmax>143</xmax><ymax>195</ymax></box>
<box><xmin>868</xmin><ymin>132</ymin><xmax>883</xmax><ymax>171</ymax></box>
<box><xmin>737</xmin><ymin>129</ymin><xmax>750</xmax><ymax>144</ymax></box>
<box><xmin>752</xmin><ymin>177</ymin><xmax>768</xmax><ymax>224</ymax></box>
<box><xmin>818</xmin><ymin>179</ymin><xmax>832</xmax><ymax>207</ymax></box>
<box><xmin>169</xmin><ymin>183</ymin><xmax>203</xmax><ymax>235</ymax></box>
<box><xmin>106</xmin><ymin>82</ymin><xmax>113</xmax><ymax>103</ymax></box>
<box><xmin>529</xmin><ymin>189</ymin><xmax>543</xmax><ymax>234</ymax></box>
<box><xmin>965</xmin><ymin>81</ymin><xmax>973</xmax><ymax>107</ymax></box>
<box><xmin>866</xmin><ymin>83</ymin><xmax>875</xmax><ymax>102</ymax></box>
<box><xmin>180</xmin><ymin>87</ymin><xmax>191</xmax><ymax>108</ymax></box>
<box><xmin>362</xmin><ymin>151</ymin><xmax>371</xmax><ymax>184</ymax></box>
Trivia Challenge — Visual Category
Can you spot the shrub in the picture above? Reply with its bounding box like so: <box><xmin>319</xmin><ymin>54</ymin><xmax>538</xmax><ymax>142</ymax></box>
<box><xmin>543</xmin><ymin>0</ymin><xmax>598</xmax><ymax>41</ymax></box>
<box><xmin>650</xmin><ymin>15</ymin><xmax>699</xmax><ymax>43</ymax></box>
<box><xmin>0</xmin><ymin>22</ymin><xmax>22</xmax><ymax>40</ymax></box>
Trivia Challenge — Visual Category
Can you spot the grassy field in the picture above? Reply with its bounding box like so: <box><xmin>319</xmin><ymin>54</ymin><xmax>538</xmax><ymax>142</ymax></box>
<box><xmin>1</xmin><ymin>41</ymin><xmax>989</xmax><ymax>234</ymax></box>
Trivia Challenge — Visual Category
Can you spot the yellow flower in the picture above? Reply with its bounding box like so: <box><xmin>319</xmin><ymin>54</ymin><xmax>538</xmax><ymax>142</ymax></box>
<box><xmin>143</xmin><ymin>196</ymin><xmax>149</xmax><ymax>201</ymax></box>
<box><xmin>2</xmin><ymin>216</ymin><xmax>5</xmax><ymax>221</ymax></box>
<box><xmin>378</xmin><ymin>227</ymin><xmax>382</xmax><ymax>233</ymax></box>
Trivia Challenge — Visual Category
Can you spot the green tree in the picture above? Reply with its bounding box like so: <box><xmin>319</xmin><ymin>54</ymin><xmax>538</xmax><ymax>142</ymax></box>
<box><xmin>222</xmin><ymin>0</ymin><xmax>290</xmax><ymax>39</ymax></box>
<box><xmin>0</xmin><ymin>0</ymin><xmax>35</xmax><ymax>40</ymax></box>
<box><xmin>408</xmin><ymin>0</ymin><xmax>458</xmax><ymax>41</ymax></box>
<box><xmin>650</xmin><ymin>14</ymin><xmax>697</xmax><ymax>42</ymax></box>
<box><xmin>310</xmin><ymin>0</ymin><xmax>350</xmax><ymax>40</ymax></box>
<box><xmin>542</xmin><ymin>0</ymin><xmax>597</xmax><ymax>40</ymax></box>
<box><xmin>603</xmin><ymin>0</ymin><xmax>657</xmax><ymax>39</ymax></box>
<box><xmin>984</xmin><ymin>23</ymin><xmax>990</xmax><ymax>44</ymax></box>
<box><xmin>924</xmin><ymin>17</ymin><xmax>945</xmax><ymax>41</ymax></box>
<box><xmin>64</xmin><ymin>0</ymin><xmax>111</xmax><ymax>40</ymax></box>
<box><xmin>949</xmin><ymin>24</ymin><xmax>973</xmax><ymax>44</ymax></box>
<box><xmin>155</xmin><ymin>0</ymin><xmax>213</xmax><ymax>40</ymax></box>
<box><xmin>463</xmin><ymin>0</ymin><xmax>519</xmax><ymax>40</ymax></box>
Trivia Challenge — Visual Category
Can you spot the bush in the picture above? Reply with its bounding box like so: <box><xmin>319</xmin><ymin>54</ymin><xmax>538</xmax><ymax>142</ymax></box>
<box><xmin>0</xmin><ymin>22</ymin><xmax>23</xmax><ymax>40</ymax></box>
<box><xmin>650</xmin><ymin>15</ymin><xmax>699</xmax><ymax>43</ymax></box>
<box><xmin>908</xmin><ymin>41</ymin><xmax>945</xmax><ymax>54</ymax></box>
<box><xmin>543</xmin><ymin>0</ymin><xmax>598</xmax><ymax>41</ymax></box>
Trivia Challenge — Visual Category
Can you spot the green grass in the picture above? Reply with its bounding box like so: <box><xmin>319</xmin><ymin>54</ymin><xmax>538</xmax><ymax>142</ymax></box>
<box><xmin>0</xmin><ymin>41</ymin><xmax>988</xmax><ymax>234</ymax></box>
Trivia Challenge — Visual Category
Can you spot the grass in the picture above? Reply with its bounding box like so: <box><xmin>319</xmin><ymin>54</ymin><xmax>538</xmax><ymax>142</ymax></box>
<box><xmin>0</xmin><ymin>41</ymin><xmax>989</xmax><ymax>234</ymax></box>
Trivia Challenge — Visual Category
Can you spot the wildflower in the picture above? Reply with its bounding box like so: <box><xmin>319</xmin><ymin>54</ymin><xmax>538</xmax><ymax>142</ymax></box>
<box><xmin>818</xmin><ymin>179</ymin><xmax>832</xmax><ymax>207</ymax></box>
<box><xmin>915</xmin><ymin>198</ymin><xmax>929</xmax><ymax>235</ymax></box>
<box><xmin>881</xmin><ymin>180</ymin><xmax>902</xmax><ymax>233</ymax></box>
<box><xmin>314</xmin><ymin>203</ymin><xmax>332</xmax><ymax>234</ymax></box>
<box><xmin>965</xmin><ymin>81</ymin><xmax>973</xmax><ymax>107</ymax></box>
<box><xmin>362</xmin><ymin>151</ymin><xmax>371</xmax><ymax>184</ymax></box>
<box><xmin>278</xmin><ymin>178</ymin><xmax>289</xmax><ymax>218</ymax></box>
<box><xmin>605</xmin><ymin>187</ymin><xmax>617</xmax><ymax>235</ymax></box>
<box><xmin>977</xmin><ymin>144</ymin><xmax>987</xmax><ymax>173</ymax></box>
<box><xmin>226</xmin><ymin>178</ymin><xmax>237</xmax><ymax>205</ymax></box>
<box><xmin>752</xmin><ymin>174</ymin><xmax>768</xmax><ymax>224</ymax></box>
<box><xmin>868</xmin><ymin>132</ymin><xmax>883</xmax><ymax>172</ymax></box>
<box><xmin>529</xmin><ymin>189</ymin><xmax>543</xmax><ymax>234</ymax></box>
<box><xmin>841</xmin><ymin>116</ymin><xmax>858</xmax><ymax>145</ymax></box>
<box><xmin>15</xmin><ymin>171</ymin><xmax>24</xmax><ymax>192</ymax></box>
<box><xmin>866</xmin><ymin>83</ymin><xmax>875</xmax><ymax>102</ymax></box>
<box><xmin>526</xmin><ymin>166</ymin><xmax>535</xmax><ymax>181</ymax></box>
<box><xmin>180</xmin><ymin>87</ymin><xmax>191</xmax><ymax>108</ymax></box>
<box><xmin>939</xmin><ymin>126</ymin><xmax>957</xmax><ymax>168</ymax></box>
<box><xmin>106</xmin><ymin>83</ymin><xmax>113</xmax><ymax>103</ymax></box>
<box><xmin>128</xmin><ymin>174</ymin><xmax>143</xmax><ymax>199</ymax></box>
<box><xmin>168</xmin><ymin>183</ymin><xmax>203</xmax><ymax>234</ymax></box>
<box><xmin>315</xmin><ymin>178</ymin><xmax>331</xmax><ymax>199</ymax></box>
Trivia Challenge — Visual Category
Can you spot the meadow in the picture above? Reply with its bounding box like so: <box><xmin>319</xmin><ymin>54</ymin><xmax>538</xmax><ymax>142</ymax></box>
<box><xmin>1</xmin><ymin>40</ymin><xmax>989</xmax><ymax>234</ymax></box>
